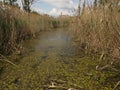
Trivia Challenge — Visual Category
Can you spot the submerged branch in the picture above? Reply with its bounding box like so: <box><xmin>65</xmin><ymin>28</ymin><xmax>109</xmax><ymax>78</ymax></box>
<box><xmin>0</xmin><ymin>54</ymin><xmax>18</xmax><ymax>67</ymax></box>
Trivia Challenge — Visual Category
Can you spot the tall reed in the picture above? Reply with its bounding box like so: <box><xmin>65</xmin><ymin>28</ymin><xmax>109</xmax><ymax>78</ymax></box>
<box><xmin>72</xmin><ymin>1</ymin><xmax>120</xmax><ymax>63</ymax></box>
<box><xmin>0</xmin><ymin>4</ymin><xmax>66</xmax><ymax>55</ymax></box>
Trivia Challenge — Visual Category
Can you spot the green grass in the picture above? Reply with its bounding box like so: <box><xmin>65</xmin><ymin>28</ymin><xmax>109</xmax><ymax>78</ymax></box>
<box><xmin>0</xmin><ymin>50</ymin><xmax>119</xmax><ymax>90</ymax></box>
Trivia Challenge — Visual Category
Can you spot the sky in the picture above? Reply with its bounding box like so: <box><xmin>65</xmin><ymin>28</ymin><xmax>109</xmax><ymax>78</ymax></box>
<box><xmin>15</xmin><ymin>0</ymin><xmax>94</xmax><ymax>16</ymax></box>
<box><xmin>30</xmin><ymin>0</ymin><xmax>77</xmax><ymax>16</ymax></box>
<box><xmin>29</xmin><ymin>0</ymin><xmax>94</xmax><ymax>16</ymax></box>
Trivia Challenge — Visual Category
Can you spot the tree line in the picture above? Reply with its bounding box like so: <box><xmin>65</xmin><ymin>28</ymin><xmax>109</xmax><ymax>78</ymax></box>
<box><xmin>2</xmin><ymin>0</ymin><xmax>35</xmax><ymax>13</ymax></box>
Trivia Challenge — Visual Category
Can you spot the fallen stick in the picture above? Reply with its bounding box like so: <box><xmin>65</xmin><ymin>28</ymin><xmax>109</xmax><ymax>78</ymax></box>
<box><xmin>113</xmin><ymin>81</ymin><xmax>120</xmax><ymax>90</ymax></box>
<box><xmin>97</xmin><ymin>64</ymin><xmax>120</xmax><ymax>73</ymax></box>
<box><xmin>0</xmin><ymin>54</ymin><xmax>18</xmax><ymax>67</ymax></box>
<box><xmin>50</xmin><ymin>79</ymin><xmax>84</xmax><ymax>89</ymax></box>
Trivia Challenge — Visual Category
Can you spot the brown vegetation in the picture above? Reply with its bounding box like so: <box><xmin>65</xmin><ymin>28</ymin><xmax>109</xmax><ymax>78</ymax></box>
<box><xmin>71</xmin><ymin>1</ymin><xmax>120</xmax><ymax>64</ymax></box>
<box><xmin>0</xmin><ymin>4</ymin><xmax>69</xmax><ymax>55</ymax></box>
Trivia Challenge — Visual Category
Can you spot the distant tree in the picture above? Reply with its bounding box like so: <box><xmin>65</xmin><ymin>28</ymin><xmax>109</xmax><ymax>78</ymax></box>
<box><xmin>77</xmin><ymin>0</ymin><xmax>81</xmax><ymax>16</ymax></box>
<box><xmin>81</xmin><ymin>0</ymin><xmax>85</xmax><ymax>15</ymax></box>
<box><xmin>94</xmin><ymin>0</ymin><xmax>98</xmax><ymax>7</ymax></box>
<box><xmin>22</xmin><ymin>0</ymin><xmax>35</xmax><ymax>13</ymax></box>
<box><xmin>3</xmin><ymin>0</ymin><xmax>17</xmax><ymax>5</ymax></box>
<box><xmin>9</xmin><ymin>0</ymin><xmax>17</xmax><ymax>5</ymax></box>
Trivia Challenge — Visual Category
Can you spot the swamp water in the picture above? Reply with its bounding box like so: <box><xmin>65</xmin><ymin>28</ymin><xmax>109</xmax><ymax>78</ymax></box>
<box><xmin>0</xmin><ymin>29</ymin><xmax>119</xmax><ymax>90</ymax></box>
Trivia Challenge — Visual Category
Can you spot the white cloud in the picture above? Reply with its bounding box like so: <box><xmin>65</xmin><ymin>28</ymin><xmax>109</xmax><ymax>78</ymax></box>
<box><xmin>40</xmin><ymin>0</ymin><xmax>74</xmax><ymax>9</ymax></box>
<box><xmin>0</xmin><ymin>0</ymin><xmax>77</xmax><ymax>16</ymax></box>
<box><xmin>49</xmin><ymin>8</ymin><xmax>70</xmax><ymax>16</ymax></box>
<box><xmin>31</xmin><ymin>6</ymin><xmax>47</xmax><ymax>14</ymax></box>
<box><xmin>49</xmin><ymin>8</ymin><xmax>57</xmax><ymax>15</ymax></box>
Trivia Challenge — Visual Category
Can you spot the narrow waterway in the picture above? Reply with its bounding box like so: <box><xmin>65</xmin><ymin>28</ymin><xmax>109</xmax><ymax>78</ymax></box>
<box><xmin>24</xmin><ymin>29</ymin><xmax>76</xmax><ymax>58</ymax></box>
<box><xmin>0</xmin><ymin>29</ymin><xmax>117</xmax><ymax>90</ymax></box>
<box><xmin>0</xmin><ymin>29</ymin><xmax>79</xmax><ymax>90</ymax></box>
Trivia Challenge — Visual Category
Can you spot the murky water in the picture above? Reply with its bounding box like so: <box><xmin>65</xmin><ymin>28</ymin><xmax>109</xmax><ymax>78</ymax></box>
<box><xmin>0</xmin><ymin>29</ymin><xmax>118</xmax><ymax>90</ymax></box>
<box><xmin>24</xmin><ymin>29</ymin><xmax>76</xmax><ymax>57</ymax></box>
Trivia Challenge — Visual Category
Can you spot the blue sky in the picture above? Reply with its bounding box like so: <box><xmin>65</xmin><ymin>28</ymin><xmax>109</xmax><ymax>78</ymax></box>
<box><xmin>2</xmin><ymin>0</ymin><xmax>120</xmax><ymax>16</ymax></box>
<box><xmin>18</xmin><ymin>0</ymin><xmax>94</xmax><ymax>16</ymax></box>
<box><xmin>30</xmin><ymin>0</ymin><xmax>78</xmax><ymax>16</ymax></box>
<box><xmin>1</xmin><ymin>0</ymin><xmax>94</xmax><ymax>16</ymax></box>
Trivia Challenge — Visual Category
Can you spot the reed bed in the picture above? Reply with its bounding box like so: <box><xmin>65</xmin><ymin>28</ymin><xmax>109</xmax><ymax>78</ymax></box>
<box><xmin>72</xmin><ymin>3</ymin><xmax>120</xmax><ymax>64</ymax></box>
<box><xmin>0</xmin><ymin>4</ymin><xmax>66</xmax><ymax>55</ymax></box>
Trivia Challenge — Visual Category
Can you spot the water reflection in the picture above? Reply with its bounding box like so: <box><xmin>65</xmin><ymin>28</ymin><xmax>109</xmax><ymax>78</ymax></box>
<box><xmin>24</xmin><ymin>29</ymin><xmax>76</xmax><ymax>57</ymax></box>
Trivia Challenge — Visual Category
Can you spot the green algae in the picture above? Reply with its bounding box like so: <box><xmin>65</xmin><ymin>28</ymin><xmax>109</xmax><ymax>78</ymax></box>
<box><xmin>0</xmin><ymin>30</ymin><xmax>119</xmax><ymax>90</ymax></box>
